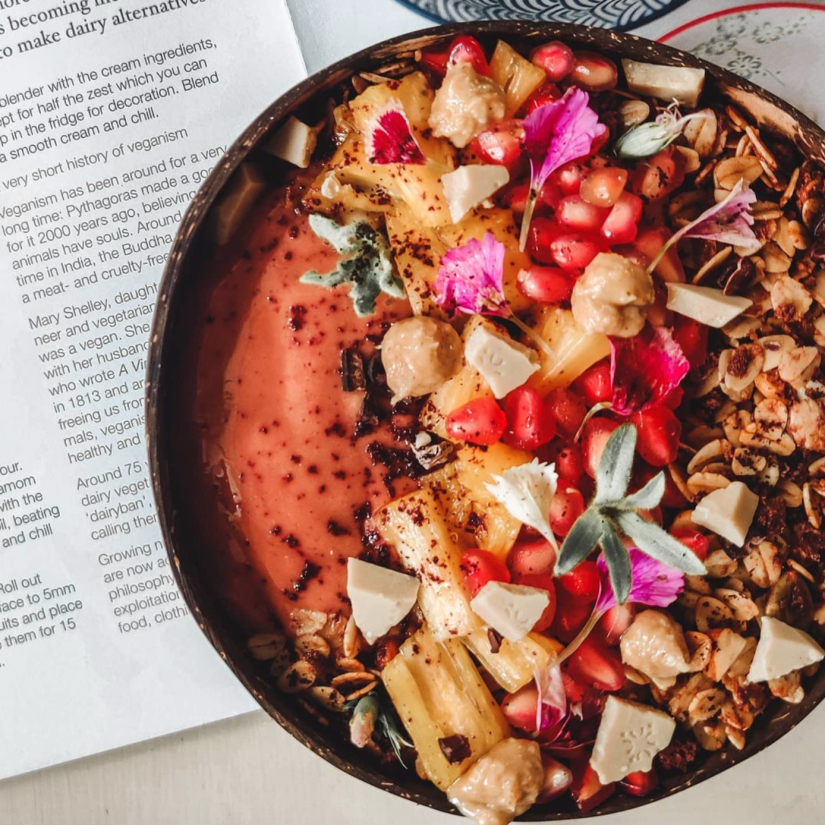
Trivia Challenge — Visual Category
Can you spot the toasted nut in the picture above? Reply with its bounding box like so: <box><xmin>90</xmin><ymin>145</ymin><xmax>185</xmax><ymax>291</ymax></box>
<box><xmin>722</xmin><ymin>344</ymin><xmax>764</xmax><ymax>393</ymax></box>
<box><xmin>726</xmin><ymin>726</ymin><xmax>747</xmax><ymax>750</ymax></box>
<box><xmin>705</xmin><ymin>628</ymin><xmax>749</xmax><ymax>681</ymax></box>
<box><xmin>766</xmin><ymin>572</ymin><xmax>814</xmax><ymax>628</ymax></box>
<box><xmin>693</xmin><ymin>718</ymin><xmax>727</xmax><ymax>751</ymax></box>
<box><xmin>687</xmin><ymin>439</ymin><xmax>730</xmax><ymax>474</ymax></box>
<box><xmin>804</xmin><ymin>482</ymin><xmax>822</xmax><ymax>529</ymax></box>
<box><xmin>724</xmin><ymin>409</ymin><xmax>754</xmax><ymax>447</ymax></box>
<box><xmin>336</xmin><ymin>656</ymin><xmax>366</xmax><ymax>673</ymax></box>
<box><xmin>684</xmin><ymin>109</ymin><xmax>718</xmax><ymax>158</ymax></box>
<box><xmin>623</xmin><ymin>664</ymin><xmax>651</xmax><ymax>685</ymax></box>
<box><xmin>692</xmin><ymin>245</ymin><xmax>732</xmax><ymax>284</ymax></box>
<box><xmin>704</xmin><ymin>549</ymin><xmax>738</xmax><ymax>579</ymax></box>
<box><xmin>810</xmin><ymin>456</ymin><xmax>825</xmax><ymax>476</ymax></box>
<box><xmin>675</xmin><ymin>145</ymin><xmax>701</xmax><ymax>174</ymax></box>
<box><xmin>778</xmin><ymin>347</ymin><xmax>820</xmax><ymax>387</ymax></box>
<box><xmin>696</xmin><ymin>597</ymin><xmax>735</xmax><ymax>632</ymax></box>
<box><xmin>754</xmin><ymin>371</ymin><xmax>787</xmax><ymax>399</ymax></box>
<box><xmin>727</xmin><ymin>637</ymin><xmax>758</xmax><ymax>679</ymax></box>
<box><xmin>687</xmin><ymin>472</ymin><xmax>731</xmax><ymax>495</ymax></box>
<box><xmin>768</xmin><ymin>671</ymin><xmax>805</xmax><ymax>704</ymax></box>
<box><xmin>714</xmin><ymin>588</ymin><xmax>760</xmax><ymax>622</ymax></box>
<box><xmin>762</xmin><ymin>242</ymin><xmax>793</xmax><ymax>273</ymax></box>
<box><xmin>780</xmin><ymin>166</ymin><xmax>800</xmax><ymax>207</ymax></box>
<box><xmin>668</xmin><ymin>673</ymin><xmax>713</xmax><ymax>721</ymax></box>
<box><xmin>619</xmin><ymin>99</ymin><xmax>650</xmax><ymax>129</ymax></box>
<box><xmin>788</xmin><ymin>558</ymin><xmax>816</xmax><ymax>584</ymax></box>
<box><xmin>770</xmin><ymin>275</ymin><xmax>813</xmax><ymax>317</ymax></box>
<box><xmin>688</xmin><ymin>687</ymin><xmax>727</xmax><ymax>723</ymax></box>
<box><xmin>307</xmin><ymin>686</ymin><xmax>347</xmax><ymax>712</ymax></box>
<box><xmin>247</xmin><ymin>632</ymin><xmax>287</xmax><ymax>662</ymax></box>
<box><xmin>668</xmin><ymin>463</ymin><xmax>694</xmax><ymax>503</ymax></box>
<box><xmin>739</xmin><ymin>430</ymin><xmax>796</xmax><ymax>456</ymax></box>
<box><xmin>343</xmin><ymin>615</ymin><xmax>362</xmax><ymax>659</ymax></box>
<box><xmin>789</xmin><ymin>399</ymin><xmax>825</xmax><ymax>452</ymax></box>
<box><xmin>678</xmin><ymin>590</ymin><xmax>702</xmax><ymax>610</ymax></box>
<box><xmin>290</xmin><ymin>609</ymin><xmax>328</xmax><ymax>637</ymax></box>
<box><xmin>787</xmin><ymin>219</ymin><xmax>809</xmax><ymax>250</ymax></box>
<box><xmin>744</xmin><ymin>541</ymin><xmax>783</xmax><ymax>588</ymax></box>
<box><xmin>758</xmin><ymin>459</ymin><xmax>781</xmax><ymax>487</ymax></box>
<box><xmin>732</xmin><ymin>447</ymin><xmax>767</xmax><ymax>476</ymax></box>
<box><xmin>277</xmin><ymin>660</ymin><xmax>317</xmax><ymax>694</ymax></box>
<box><xmin>686</xmin><ymin>631</ymin><xmax>713</xmax><ymax>672</ymax></box>
<box><xmin>777</xmin><ymin>479</ymin><xmax>803</xmax><ymax>508</ymax></box>
<box><xmin>752</xmin><ymin>397</ymin><xmax>788</xmax><ymax>440</ymax></box>
<box><xmin>714</xmin><ymin>156</ymin><xmax>763</xmax><ymax>190</ymax></box>
<box><xmin>296</xmin><ymin>634</ymin><xmax>331</xmax><ymax>659</ymax></box>
<box><xmin>331</xmin><ymin>670</ymin><xmax>377</xmax><ymax>697</ymax></box>
<box><xmin>685</xmin><ymin>575</ymin><xmax>713</xmax><ymax>596</ymax></box>
<box><xmin>802</xmin><ymin>196</ymin><xmax>825</xmax><ymax>229</ymax></box>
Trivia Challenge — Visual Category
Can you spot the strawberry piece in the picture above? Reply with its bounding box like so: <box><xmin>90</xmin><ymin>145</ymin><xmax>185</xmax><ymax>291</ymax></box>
<box><xmin>566</xmin><ymin>638</ymin><xmax>625</xmax><ymax>692</ymax></box>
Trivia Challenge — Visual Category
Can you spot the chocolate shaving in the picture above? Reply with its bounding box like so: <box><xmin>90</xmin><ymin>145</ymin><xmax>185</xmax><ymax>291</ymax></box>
<box><xmin>341</xmin><ymin>348</ymin><xmax>366</xmax><ymax>392</ymax></box>
<box><xmin>438</xmin><ymin>734</ymin><xmax>471</xmax><ymax>764</ymax></box>
<box><xmin>487</xmin><ymin>627</ymin><xmax>503</xmax><ymax>654</ymax></box>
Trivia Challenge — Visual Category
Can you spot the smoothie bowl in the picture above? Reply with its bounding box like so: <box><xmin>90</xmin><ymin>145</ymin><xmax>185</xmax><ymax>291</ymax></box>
<box><xmin>147</xmin><ymin>22</ymin><xmax>825</xmax><ymax>821</ymax></box>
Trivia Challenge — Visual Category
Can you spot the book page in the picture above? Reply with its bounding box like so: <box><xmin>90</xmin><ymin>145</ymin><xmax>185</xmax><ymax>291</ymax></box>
<box><xmin>0</xmin><ymin>0</ymin><xmax>305</xmax><ymax>779</ymax></box>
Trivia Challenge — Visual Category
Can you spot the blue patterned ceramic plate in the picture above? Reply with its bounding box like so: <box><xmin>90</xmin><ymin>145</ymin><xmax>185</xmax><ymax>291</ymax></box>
<box><xmin>394</xmin><ymin>0</ymin><xmax>690</xmax><ymax>30</ymax></box>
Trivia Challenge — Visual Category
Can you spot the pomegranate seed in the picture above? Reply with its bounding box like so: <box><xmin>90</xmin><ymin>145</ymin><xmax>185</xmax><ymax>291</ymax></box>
<box><xmin>633</xmin><ymin>406</ymin><xmax>681</xmax><ymax>467</ymax></box>
<box><xmin>460</xmin><ymin>549</ymin><xmax>510</xmax><ymax>597</ymax></box>
<box><xmin>573</xmin><ymin>360</ymin><xmax>612</xmax><ymax>406</ymax></box>
<box><xmin>673</xmin><ymin>315</ymin><xmax>708</xmax><ymax>368</ymax></box>
<box><xmin>501</xmin><ymin>685</ymin><xmax>540</xmax><ymax>732</ymax></box>
<box><xmin>538</xmin><ymin>177</ymin><xmax>563</xmax><ymax>209</ymax></box>
<box><xmin>517</xmin><ymin>266</ymin><xmax>573</xmax><ymax>304</ymax></box>
<box><xmin>419</xmin><ymin>35</ymin><xmax>490</xmax><ymax>76</ymax></box>
<box><xmin>620</xmin><ymin>769</ymin><xmax>658</xmax><ymax>797</ymax></box>
<box><xmin>634</xmin><ymin>226</ymin><xmax>686</xmax><ymax>283</ymax></box>
<box><xmin>527</xmin><ymin>217</ymin><xmax>561</xmax><ymax>264</ymax></box>
<box><xmin>550</xmin><ymin>487</ymin><xmax>585</xmax><ymax>537</ymax></box>
<box><xmin>633</xmin><ymin>461</ymin><xmax>687</xmax><ymax>509</ymax></box>
<box><xmin>598</xmin><ymin>603</ymin><xmax>635</xmax><ymax>645</ymax></box>
<box><xmin>552</xmin><ymin>590</ymin><xmax>593</xmax><ymax>643</ymax></box>
<box><xmin>553</xmin><ymin>161</ymin><xmax>587</xmax><ymax>195</ymax></box>
<box><xmin>671</xmin><ymin>528</ymin><xmax>710</xmax><ymax>562</ymax></box>
<box><xmin>571</xmin><ymin>760</ymin><xmax>617</xmax><ymax>812</ymax></box>
<box><xmin>580</xmin><ymin>167</ymin><xmax>628</xmax><ymax>208</ymax></box>
<box><xmin>538</xmin><ymin>756</ymin><xmax>574</xmax><ymax>803</ymax></box>
<box><xmin>545</xmin><ymin>442</ymin><xmax>584</xmax><ymax>484</ymax></box>
<box><xmin>600</xmin><ymin>191</ymin><xmax>643</xmax><ymax>245</ymax></box>
<box><xmin>549</xmin><ymin>232</ymin><xmax>604</xmax><ymax>272</ymax></box>
<box><xmin>581</xmin><ymin>417</ymin><xmax>621</xmax><ymax>478</ymax></box>
<box><xmin>523</xmin><ymin>82</ymin><xmax>562</xmax><ymax>115</ymax></box>
<box><xmin>556</xmin><ymin>195</ymin><xmax>610</xmax><ymax>233</ymax></box>
<box><xmin>470</xmin><ymin>119</ymin><xmax>525</xmax><ymax>169</ymax></box>
<box><xmin>566</xmin><ymin>637</ymin><xmax>625</xmax><ymax>691</ymax></box>
<box><xmin>503</xmin><ymin>385</ymin><xmax>556</xmax><ymax>450</ymax></box>
<box><xmin>630</xmin><ymin>146</ymin><xmax>686</xmax><ymax>201</ymax></box>
<box><xmin>544</xmin><ymin>388</ymin><xmax>587</xmax><ymax>438</ymax></box>
<box><xmin>445</xmin><ymin>397</ymin><xmax>506</xmax><ymax>446</ymax></box>
<box><xmin>557</xmin><ymin>560</ymin><xmax>601</xmax><ymax>602</ymax></box>
<box><xmin>509</xmin><ymin>537</ymin><xmax>556</xmax><ymax>577</ymax></box>
<box><xmin>511</xmin><ymin>572</ymin><xmax>557</xmax><ymax>631</ymax></box>
<box><xmin>530</xmin><ymin>40</ymin><xmax>575</xmax><ymax>82</ymax></box>
<box><xmin>570</xmin><ymin>51</ymin><xmax>618</xmax><ymax>92</ymax></box>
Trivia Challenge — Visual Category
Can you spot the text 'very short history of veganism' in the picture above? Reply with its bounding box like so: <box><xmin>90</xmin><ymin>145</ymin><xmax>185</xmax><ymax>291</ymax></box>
<box><xmin>0</xmin><ymin>0</ymin><xmax>307</xmax><ymax>777</ymax></box>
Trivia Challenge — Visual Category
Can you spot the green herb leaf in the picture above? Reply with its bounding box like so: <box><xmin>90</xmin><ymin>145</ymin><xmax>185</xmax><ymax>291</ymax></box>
<box><xmin>594</xmin><ymin>424</ymin><xmax>636</xmax><ymax>505</ymax></box>
<box><xmin>614</xmin><ymin>510</ymin><xmax>707</xmax><ymax>575</ymax></box>
<box><xmin>599</xmin><ymin>519</ymin><xmax>632</xmax><ymax>605</ymax></box>
<box><xmin>556</xmin><ymin>510</ymin><xmax>605</xmax><ymax>575</ymax></box>
<box><xmin>614</xmin><ymin>121</ymin><xmax>680</xmax><ymax>160</ymax></box>
<box><xmin>620</xmin><ymin>471</ymin><xmax>666</xmax><ymax>511</ymax></box>
<box><xmin>302</xmin><ymin>214</ymin><xmax>404</xmax><ymax>317</ymax></box>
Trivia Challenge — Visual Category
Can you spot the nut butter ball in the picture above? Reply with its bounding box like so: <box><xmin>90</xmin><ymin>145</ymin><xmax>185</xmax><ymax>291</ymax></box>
<box><xmin>571</xmin><ymin>252</ymin><xmax>654</xmax><ymax>338</ymax></box>
<box><xmin>381</xmin><ymin>316</ymin><xmax>463</xmax><ymax>402</ymax></box>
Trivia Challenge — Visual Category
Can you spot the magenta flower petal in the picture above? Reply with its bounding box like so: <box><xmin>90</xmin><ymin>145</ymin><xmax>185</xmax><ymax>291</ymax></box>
<box><xmin>367</xmin><ymin>103</ymin><xmax>425</xmax><ymax>165</ymax></box>
<box><xmin>434</xmin><ymin>232</ymin><xmax>508</xmax><ymax>317</ymax></box>
<box><xmin>596</xmin><ymin>546</ymin><xmax>685</xmax><ymax>614</ymax></box>
<box><xmin>523</xmin><ymin>87</ymin><xmax>607</xmax><ymax>193</ymax></box>
<box><xmin>535</xmin><ymin>664</ymin><xmax>568</xmax><ymax>735</ymax></box>
<box><xmin>610</xmin><ymin>326</ymin><xmax>690</xmax><ymax>416</ymax></box>
<box><xmin>677</xmin><ymin>179</ymin><xmax>760</xmax><ymax>254</ymax></box>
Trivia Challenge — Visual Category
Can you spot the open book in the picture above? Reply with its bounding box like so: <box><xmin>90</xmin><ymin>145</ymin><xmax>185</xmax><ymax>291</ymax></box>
<box><xmin>0</xmin><ymin>0</ymin><xmax>320</xmax><ymax>780</ymax></box>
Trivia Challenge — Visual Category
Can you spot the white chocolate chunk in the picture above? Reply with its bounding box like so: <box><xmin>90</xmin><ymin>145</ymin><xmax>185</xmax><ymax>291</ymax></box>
<box><xmin>590</xmin><ymin>696</ymin><xmax>676</xmax><ymax>784</ymax></box>
<box><xmin>691</xmin><ymin>481</ymin><xmax>759</xmax><ymax>547</ymax></box>
<box><xmin>666</xmin><ymin>283</ymin><xmax>752</xmax><ymax>329</ymax></box>
<box><xmin>266</xmin><ymin>116</ymin><xmax>319</xmax><ymax>168</ymax></box>
<box><xmin>464</xmin><ymin>325</ymin><xmax>539</xmax><ymax>399</ymax></box>
<box><xmin>748</xmin><ymin>616</ymin><xmax>825</xmax><ymax>683</ymax></box>
<box><xmin>621</xmin><ymin>59</ymin><xmax>706</xmax><ymax>107</ymax></box>
<box><xmin>470</xmin><ymin>582</ymin><xmax>549</xmax><ymax>642</ymax></box>
<box><xmin>441</xmin><ymin>164</ymin><xmax>510</xmax><ymax>224</ymax></box>
<box><xmin>346</xmin><ymin>559</ymin><xmax>419</xmax><ymax>645</ymax></box>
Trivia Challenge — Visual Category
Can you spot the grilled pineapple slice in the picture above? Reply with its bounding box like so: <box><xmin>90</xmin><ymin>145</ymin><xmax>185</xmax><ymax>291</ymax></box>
<box><xmin>528</xmin><ymin>306</ymin><xmax>611</xmax><ymax>395</ymax></box>
<box><xmin>490</xmin><ymin>40</ymin><xmax>546</xmax><ymax>117</ymax></box>
<box><xmin>382</xmin><ymin>626</ymin><xmax>509</xmax><ymax>790</ymax></box>
<box><xmin>455</xmin><ymin>442</ymin><xmax>530</xmax><ymax>558</ymax></box>
<box><xmin>464</xmin><ymin>627</ymin><xmax>563</xmax><ymax>693</ymax></box>
<box><xmin>376</xmin><ymin>487</ymin><xmax>474</xmax><ymax>640</ymax></box>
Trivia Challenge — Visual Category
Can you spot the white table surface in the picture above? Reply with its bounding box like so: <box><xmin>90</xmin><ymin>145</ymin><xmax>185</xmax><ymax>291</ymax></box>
<box><xmin>5</xmin><ymin>1</ymin><xmax>825</xmax><ymax>822</ymax></box>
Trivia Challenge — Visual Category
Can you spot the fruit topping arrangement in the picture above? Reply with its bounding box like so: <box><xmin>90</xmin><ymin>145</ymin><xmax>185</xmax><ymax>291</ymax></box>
<box><xmin>248</xmin><ymin>35</ymin><xmax>825</xmax><ymax>823</ymax></box>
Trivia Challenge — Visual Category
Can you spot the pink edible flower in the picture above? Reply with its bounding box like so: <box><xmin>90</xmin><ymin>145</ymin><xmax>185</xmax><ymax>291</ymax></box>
<box><xmin>519</xmin><ymin>88</ymin><xmax>606</xmax><ymax>249</ymax></box>
<box><xmin>534</xmin><ymin>664</ymin><xmax>568</xmax><ymax>736</ymax></box>
<box><xmin>610</xmin><ymin>326</ymin><xmax>690</xmax><ymax>416</ymax></box>
<box><xmin>595</xmin><ymin>546</ymin><xmax>685</xmax><ymax>614</ymax></box>
<box><xmin>367</xmin><ymin>102</ymin><xmax>425</xmax><ymax>165</ymax></box>
<box><xmin>434</xmin><ymin>232</ymin><xmax>508</xmax><ymax>316</ymax></box>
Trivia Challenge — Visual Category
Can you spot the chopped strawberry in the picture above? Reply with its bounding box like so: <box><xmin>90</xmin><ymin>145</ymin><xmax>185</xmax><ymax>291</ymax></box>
<box><xmin>566</xmin><ymin>637</ymin><xmax>625</xmax><ymax>692</ymax></box>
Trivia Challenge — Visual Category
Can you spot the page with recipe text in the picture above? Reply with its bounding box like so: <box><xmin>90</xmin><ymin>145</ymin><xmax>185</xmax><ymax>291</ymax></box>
<box><xmin>0</xmin><ymin>0</ymin><xmax>306</xmax><ymax>779</ymax></box>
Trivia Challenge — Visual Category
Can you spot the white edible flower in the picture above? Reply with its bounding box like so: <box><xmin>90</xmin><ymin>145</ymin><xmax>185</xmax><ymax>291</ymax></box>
<box><xmin>485</xmin><ymin>458</ymin><xmax>558</xmax><ymax>550</ymax></box>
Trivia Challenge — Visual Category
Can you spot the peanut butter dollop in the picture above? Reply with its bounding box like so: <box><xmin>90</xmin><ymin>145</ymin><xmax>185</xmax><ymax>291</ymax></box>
<box><xmin>571</xmin><ymin>252</ymin><xmax>654</xmax><ymax>338</ymax></box>
<box><xmin>381</xmin><ymin>316</ymin><xmax>463</xmax><ymax>402</ymax></box>
<box><xmin>620</xmin><ymin>609</ymin><xmax>692</xmax><ymax>682</ymax></box>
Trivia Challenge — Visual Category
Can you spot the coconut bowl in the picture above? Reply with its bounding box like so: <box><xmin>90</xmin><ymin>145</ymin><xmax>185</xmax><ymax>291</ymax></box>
<box><xmin>146</xmin><ymin>22</ymin><xmax>825</xmax><ymax>819</ymax></box>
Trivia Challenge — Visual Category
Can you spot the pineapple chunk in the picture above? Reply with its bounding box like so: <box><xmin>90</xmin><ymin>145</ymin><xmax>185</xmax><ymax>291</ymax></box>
<box><xmin>456</xmin><ymin>442</ymin><xmax>531</xmax><ymax>558</ymax></box>
<box><xmin>441</xmin><ymin>208</ymin><xmax>532</xmax><ymax>314</ymax></box>
<box><xmin>422</xmin><ymin>462</ymin><xmax>474</xmax><ymax>541</ymax></box>
<box><xmin>385</xmin><ymin>204</ymin><xmax>449</xmax><ymax>317</ymax></box>
<box><xmin>528</xmin><ymin>306</ymin><xmax>611</xmax><ymax>395</ymax></box>
<box><xmin>383</xmin><ymin>626</ymin><xmax>509</xmax><ymax>790</ymax></box>
<box><xmin>490</xmin><ymin>40</ymin><xmax>547</xmax><ymax>117</ymax></box>
<box><xmin>376</xmin><ymin>488</ymin><xmax>474</xmax><ymax>641</ymax></box>
<box><xmin>465</xmin><ymin>627</ymin><xmax>562</xmax><ymax>693</ymax></box>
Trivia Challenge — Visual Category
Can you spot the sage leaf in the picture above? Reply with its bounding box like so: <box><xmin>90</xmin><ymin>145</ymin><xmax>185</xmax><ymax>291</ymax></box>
<box><xmin>620</xmin><ymin>471</ymin><xmax>666</xmax><ymax>511</ymax></box>
<box><xmin>600</xmin><ymin>520</ymin><xmax>632</xmax><ymax>605</ymax></box>
<box><xmin>302</xmin><ymin>214</ymin><xmax>404</xmax><ymax>317</ymax></box>
<box><xmin>594</xmin><ymin>424</ymin><xmax>636</xmax><ymax>505</ymax></box>
<box><xmin>556</xmin><ymin>510</ymin><xmax>605</xmax><ymax>575</ymax></box>
<box><xmin>615</xmin><ymin>511</ymin><xmax>707</xmax><ymax>575</ymax></box>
